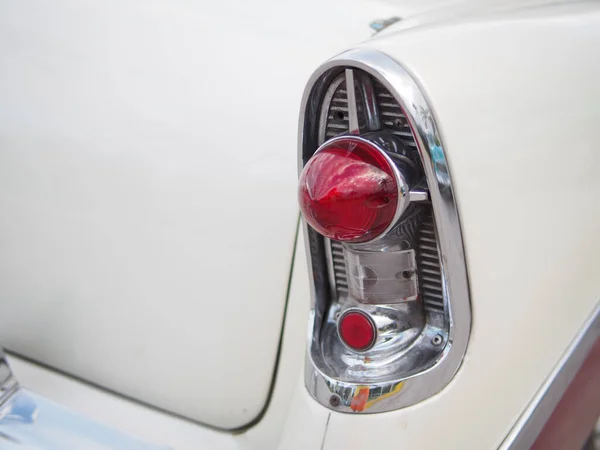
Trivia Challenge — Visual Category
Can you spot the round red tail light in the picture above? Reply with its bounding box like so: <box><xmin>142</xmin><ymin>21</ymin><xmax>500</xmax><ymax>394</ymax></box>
<box><xmin>338</xmin><ymin>310</ymin><xmax>376</xmax><ymax>351</ymax></box>
<box><xmin>298</xmin><ymin>137</ymin><xmax>401</xmax><ymax>243</ymax></box>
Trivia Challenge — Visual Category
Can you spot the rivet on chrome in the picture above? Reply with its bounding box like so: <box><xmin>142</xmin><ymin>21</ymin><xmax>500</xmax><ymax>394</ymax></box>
<box><xmin>329</xmin><ymin>394</ymin><xmax>341</xmax><ymax>407</ymax></box>
<box><xmin>431</xmin><ymin>334</ymin><xmax>444</xmax><ymax>346</ymax></box>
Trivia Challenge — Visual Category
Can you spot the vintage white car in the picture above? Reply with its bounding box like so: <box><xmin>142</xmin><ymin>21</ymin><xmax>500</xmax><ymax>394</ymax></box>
<box><xmin>0</xmin><ymin>0</ymin><xmax>599</xmax><ymax>448</ymax></box>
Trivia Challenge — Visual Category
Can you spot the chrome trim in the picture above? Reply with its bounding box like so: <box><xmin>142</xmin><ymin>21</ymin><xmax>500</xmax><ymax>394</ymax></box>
<box><xmin>0</xmin><ymin>349</ymin><xmax>18</xmax><ymax>408</ymax></box>
<box><xmin>408</xmin><ymin>189</ymin><xmax>429</xmax><ymax>203</ymax></box>
<box><xmin>500</xmin><ymin>301</ymin><xmax>600</xmax><ymax>450</ymax></box>
<box><xmin>323</xmin><ymin>237</ymin><xmax>339</xmax><ymax>301</ymax></box>
<box><xmin>356</xmin><ymin>72</ymin><xmax>381</xmax><ymax>131</ymax></box>
<box><xmin>345</xmin><ymin>69</ymin><xmax>360</xmax><ymax>134</ymax></box>
<box><xmin>317</xmin><ymin>74</ymin><xmax>345</xmax><ymax>145</ymax></box>
<box><xmin>0</xmin><ymin>389</ymin><xmax>167</xmax><ymax>448</ymax></box>
<box><xmin>299</xmin><ymin>48</ymin><xmax>471</xmax><ymax>412</ymax></box>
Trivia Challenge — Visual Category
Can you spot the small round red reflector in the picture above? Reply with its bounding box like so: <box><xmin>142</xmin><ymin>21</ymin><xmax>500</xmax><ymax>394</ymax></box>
<box><xmin>298</xmin><ymin>137</ymin><xmax>399</xmax><ymax>243</ymax></box>
<box><xmin>338</xmin><ymin>311</ymin><xmax>376</xmax><ymax>351</ymax></box>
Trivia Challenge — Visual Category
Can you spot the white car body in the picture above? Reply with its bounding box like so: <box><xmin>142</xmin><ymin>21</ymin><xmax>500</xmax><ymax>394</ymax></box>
<box><xmin>0</xmin><ymin>0</ymin><xmax>599</xmax><ymax>449</ymax></box>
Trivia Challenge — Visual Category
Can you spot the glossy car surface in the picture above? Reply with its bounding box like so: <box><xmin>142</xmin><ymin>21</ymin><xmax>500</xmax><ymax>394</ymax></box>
<box><xmin>0</xmin><ymin>0</ymin><xmax>599</xmax><ymax>448</ymax></box>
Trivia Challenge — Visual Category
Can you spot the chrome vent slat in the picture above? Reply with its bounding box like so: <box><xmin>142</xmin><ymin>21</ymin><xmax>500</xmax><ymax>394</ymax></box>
<box><xmin>417</xmin><ymin>216</ymin><xmax>445</xmax><ymax>313</ymax></box>
<box><xmin>424</xmin><ymin>303</ymin><xmax>444</xmax><ymax>312</ymax></box>
<box><xmin>421</xmin><ymin>282</ymin><xmax>443</xmax><ymax>292</ymax></box>
<box><xmin>374</xmin><ymin>80</ymin><xmax>418</xmax><ymax>148</ymax></box>
<box><xmin>380</xmin><ymin>110</ymin><xmax>406</xmax><ymax>117</ymax></box>
<box><xmin>327</xmin><ymin>123</ymin><xmax>349</xmax><ymax>130</ymax></box>
<box><xmin>330</xmin><ymin>240</ymin><xmax>348</xmax><ymax>296</ymax></box>
<box><xmin>387</xmin><ymin>130</ymin><xmax>415</xmax><ymax>138</ymax></box>
<box><xmin>421</xmin><ymin>275</ymin><xmax>442</xmax><ymax>284</ymax></box>
<box><xmin>323</xmin><ymin>80</ymin><xmax>350</xmax><ymax>142</ymax></box>
<box><xmin>421</xmin><ymin>270</ymin><xmax>442</xmax><ymax>278</ymax></box>
<box><xmin>420</xmin><ymin>255</ymin><xmax>442</xmax><ymax>264</ymax></box>
<box><xmin>378</xmin><ymin>102</ymin><xmax>402</xmax><ymax>108</ymax></box>
<box><xmin>423</xmin><ymin>292</ymin><xmax>444</xmax><ymax>300</ymax></box>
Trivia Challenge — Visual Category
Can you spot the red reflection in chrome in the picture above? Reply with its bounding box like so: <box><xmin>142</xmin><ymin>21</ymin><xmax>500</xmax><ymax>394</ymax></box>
<box><xmin>338</xmin><ymin>311</ymin><xmax>375</xmax><ymax>351</ymax></box>
<box><xmin>298</xmin><ymin>138</ymin><xmax>397</xmax><ymax>243</ymax></box>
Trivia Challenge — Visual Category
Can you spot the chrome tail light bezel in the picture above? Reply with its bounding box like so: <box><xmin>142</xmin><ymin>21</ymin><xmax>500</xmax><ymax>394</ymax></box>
<box><xmin>299</xmin><ymin>48</ymin><xmax>472</xmax><ymax>413</ymax></box>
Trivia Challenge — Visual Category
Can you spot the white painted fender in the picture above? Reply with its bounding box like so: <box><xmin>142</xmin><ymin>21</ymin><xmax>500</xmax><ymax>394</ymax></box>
<box><xmin>318</xmin><ymin>2</ymin><xmax>600</xmax><ymax>449</ymax></box>
<box><xmin>4</xmin><ymin>0</ymin><xmax>600</xmax><ymax>448</ymax></box>
<box><xmin>0</xmin><ymin>0</ymin><xmax>401</xmax><ymax>430</ymax></box>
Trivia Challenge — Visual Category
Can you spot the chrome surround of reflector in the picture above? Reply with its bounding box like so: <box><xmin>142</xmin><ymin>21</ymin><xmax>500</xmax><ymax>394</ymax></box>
<box><xmin>298</xmin><ymin>48</ymin><xmax>472</xmax><ymax>413</ymax></box>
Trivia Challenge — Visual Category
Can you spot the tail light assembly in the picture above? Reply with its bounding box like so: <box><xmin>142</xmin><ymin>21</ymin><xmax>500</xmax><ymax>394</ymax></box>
<box><xmin>298</xmin><ymin>49</ymin><xmax>471</xmax><ymax>413</ymax></box>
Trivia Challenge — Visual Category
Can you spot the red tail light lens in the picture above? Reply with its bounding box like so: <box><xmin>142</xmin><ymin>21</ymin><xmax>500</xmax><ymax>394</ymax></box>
<box><xmin>298</xmin><ymin>137</ymin><xmax>398</xmax><ymax>243</ymax></box>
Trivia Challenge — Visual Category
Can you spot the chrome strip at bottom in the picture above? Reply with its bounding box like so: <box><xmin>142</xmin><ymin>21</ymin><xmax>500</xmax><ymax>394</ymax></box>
<box><xmin>0</xmin><ymin>388</ymin><xmax>167</xmax><ymax>449</ymax></box>
<box><xmin>500</xmin><ymin>301</ymin><xmax>600</xmax><ymax>450</ymax></box>
<box><xmin>0</xmin><ymin>349</ymin><xmax>19</xmax><ymax>408</ymax></box>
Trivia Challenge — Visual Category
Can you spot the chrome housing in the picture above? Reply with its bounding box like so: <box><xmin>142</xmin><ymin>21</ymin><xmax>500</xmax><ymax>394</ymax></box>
<box><xmin>299</xmin><ymin>48</ymin><xmax>471</xmax><ymax>413</ymax></box>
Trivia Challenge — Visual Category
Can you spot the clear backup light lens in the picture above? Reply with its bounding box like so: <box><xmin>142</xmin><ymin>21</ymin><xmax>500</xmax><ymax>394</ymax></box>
<box><xmin>298</xmin><ymin>137</ymin><xmax>399</xmax><ymax>243</ymax></box>
<box><xmin>345</xmin><ymin>246</ymin><xmax>418</xmax><ymax>304</ymax></box>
